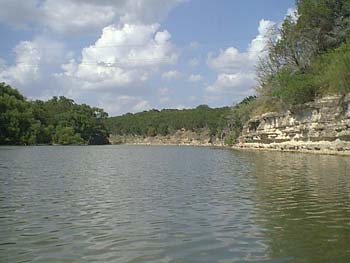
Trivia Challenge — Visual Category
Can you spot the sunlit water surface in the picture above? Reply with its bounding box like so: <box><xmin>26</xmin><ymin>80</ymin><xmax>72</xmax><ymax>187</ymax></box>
<box><xmin>0</xmin><ymin>145</ymin><xmax>349</xmax><ymax>263</ymax></box>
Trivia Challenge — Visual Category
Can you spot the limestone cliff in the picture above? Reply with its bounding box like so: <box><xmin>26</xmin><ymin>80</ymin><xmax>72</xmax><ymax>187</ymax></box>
<box><xmin>238</xmin><ymin>94</ymin><xmax>350</xmax><ymax>154</ymax></box>
<box><xmin>110</xmin><ymin>128</ymin><xmax>224</xmax><ymax>146</ymax></box>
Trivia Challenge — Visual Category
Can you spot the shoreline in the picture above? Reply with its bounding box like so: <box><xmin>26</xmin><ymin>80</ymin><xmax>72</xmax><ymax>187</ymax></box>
<box><xmin>232</xmin><ymin>144</ymin><xmax>350</xmax><ymax>156</ymax></box>
<box><xmin>119</xmin><ymin>141</ymin><xmax>350</xmax><ymax>156</ymax></box>
<box><xmin>2</xmin><ymin>141</ymin><xmax>350</xmax><ymax>156</ymax></box>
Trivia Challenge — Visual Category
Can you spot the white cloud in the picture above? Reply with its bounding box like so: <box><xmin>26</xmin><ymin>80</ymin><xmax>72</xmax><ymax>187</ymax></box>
<box><xmin>162</xmin><ymin>70</ymin><xmax>182</xmax><ymax>80</ymax></box>
<box><xmin>247</xmin><ymin>19</ymin><xmax>276</xmax><ymax>61</ymax></box>
<box><xmin>206</xmin><ymin>73</ymin><xmax>255</xmax><ymax>96</ymax></box>
<box><xmin>97</xmin><ymin>95</ymin><xmax>151</xmax><ymax>116</ymax></box>
<box><xmin>208</xmin><ymin>47</ymin><xmax>251</xmax><ymax>73</ymax></box>
<box><xmin>0</xmin><ymin>37</ymin><xmax>71</xmax><ymax>97</ymax></box>
<box><xmin>0</xmin><ymin>0</ymin><xmax>186</xmax><ymax>35</ymax></box>
<box><xmin>41</xmin><ymin>0</ymin><xmax>116</xmax><ymax>35</ymax></box>
<box><xmin>132</xmin><ymin>99</ymin><xmax>152</xmax><ymax>112</ymax></box>
<box><xmin>188</xmin><ymin>74</ymin><xmax>202</xmax><ymax>82</ymax></box>
<box><xmin>59</xmin><ymin>23</ymin><xmax>178</xmax><ymax>91</ymax></box>
<box><xmin>206</xmin><ymin>19</ymin><xmax>276</xmax><ymax>99</ymax></box>
<box><xmin>208</xmin><ymin>19</ymin><xmax>276</xmax><ymax>73</ymax></box>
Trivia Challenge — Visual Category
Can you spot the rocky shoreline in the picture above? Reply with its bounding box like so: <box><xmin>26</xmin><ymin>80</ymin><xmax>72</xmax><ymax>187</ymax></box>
<box><xmin>109</xmin><ymin>128</ymin><xmax>225</xmax><ymax>147</ymax></box>
<box><xmin>108</xmin><ymin>94</ymin><xmax>350</xmax><ymax>156</ymax></box>
<box><xmin>237</xmin><ymin>94</ymin><xmax>350</xmax><ymax>156</ymax></box>
<box><xmin>115</xmin><ymin>140</ymin><xmax>350</xmax><ymax>156</ymax></box>
<box><xmin>233</xmin><ymin>141</ymin><xmax>350</xmax><ymax>156</ymax></box>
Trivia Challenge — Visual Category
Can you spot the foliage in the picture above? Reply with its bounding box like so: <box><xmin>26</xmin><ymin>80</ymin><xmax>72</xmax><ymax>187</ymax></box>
<box><xmin>0</xmin><ymin>83</ymin><xmax>109</xmax><ymax>145</ymax></box>
<box><xmin>316</xmin><ymin>43</ymin><xmax>350</xmax><ymax>94</ymax></box>
<box><xmin>256</xmin><ymin>0</ymin><xmax>350</xmax><ymax>110</ymax></box>
<box><xmin>0</xmin><ymin>83</ymin><xmax>36</xmax><ymax>145</ymax></box>
<box><xmin>272</xmin><ymin>68</ymin><xmax>318</xmax><ymax>106</ymax></box>
<box><xmin>54</xmin><ymin>126</ymin><xmax>84</xmax><ymax>145</ymax></box>
<box><xmin>225</xmin><ymin>96</ymin><xmax>257</xmax><ymax>144</ymax></box>
<box><xmin>106</xmin><ymin>105</ymin><xmax>231</xmax><ymax>137</ymax></box>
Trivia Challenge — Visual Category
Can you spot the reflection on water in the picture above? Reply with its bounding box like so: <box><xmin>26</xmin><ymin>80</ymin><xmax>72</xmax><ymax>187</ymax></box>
<box><xmin>0</xmin><ymin>146</ymin><xmax>349</xmax><ymax>263</ymax></box>
<box><xmin>248</xmin><ymin>152</ymin><xmax>350</xmax><ymax>263</ymax></box>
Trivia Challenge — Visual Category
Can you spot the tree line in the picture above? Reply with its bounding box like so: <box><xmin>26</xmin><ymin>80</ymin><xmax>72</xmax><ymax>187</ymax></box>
<box><xmin>105</xmin><ymin>105</ymin><xmax>231</xmax><ymax>137</ymax></box>
<box><xmin>0</xmin><ymin>83</ymin><xmax>109</xmax><ymax>145</ymax></box>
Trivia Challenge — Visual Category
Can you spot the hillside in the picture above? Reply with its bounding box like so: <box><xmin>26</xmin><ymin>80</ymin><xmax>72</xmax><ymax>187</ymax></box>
<box><xmin>105</xmin><ymin>106</ymin><xmax>231</xmax><ymax>144</ymax></box>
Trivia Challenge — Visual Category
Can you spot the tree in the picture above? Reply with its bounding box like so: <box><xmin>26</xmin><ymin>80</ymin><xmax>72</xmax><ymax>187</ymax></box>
<box><xmin>256</xmin><ymin>0</ymin><xmax>350</xmax><ymax>110</ymax></box>
<box><xmin>0</xmin><ymin>83</ymin><xmax>36</xmax><ymax>145</ymax></box>
<box><xmin>0</xmin><ymin>83</ymin><xmax>110</xmax><ymax>145</ymax></box>
<box><xmin>54</xmin><ymin>126</ymin><xmax>84</xmax><ymax>145</ymax></box>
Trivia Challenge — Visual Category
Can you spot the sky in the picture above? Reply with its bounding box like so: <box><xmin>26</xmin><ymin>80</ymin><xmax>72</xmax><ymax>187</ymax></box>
<box><xmin>0</xmin><ymin>0</ymin><xmax>295</xmax><ymax>116</ymax></box>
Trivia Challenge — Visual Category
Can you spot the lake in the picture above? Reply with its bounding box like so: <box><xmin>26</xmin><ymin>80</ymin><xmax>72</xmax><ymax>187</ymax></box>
<box><xmin>0</xmin><ymin>145</ymin><xmax>349</xmax><ymax>263</ymax></box>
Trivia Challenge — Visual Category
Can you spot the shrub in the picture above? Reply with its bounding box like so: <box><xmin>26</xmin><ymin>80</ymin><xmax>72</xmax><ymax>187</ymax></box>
<box><xmin>272</xmin><ymin>68</ymin><xmax>318</xmax><ymax>106</ymax></box>
<box><xmin>316</xmin><ymin>44</ymin><xmax>350</xmax><ymax>95</ymax></box>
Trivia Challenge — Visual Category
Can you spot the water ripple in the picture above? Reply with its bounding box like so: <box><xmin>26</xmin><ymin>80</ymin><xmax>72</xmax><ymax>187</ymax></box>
<box><xmin>0</xmin><ymin>146</ymin><xmax>349</xmax><ymax>262</ymax></box>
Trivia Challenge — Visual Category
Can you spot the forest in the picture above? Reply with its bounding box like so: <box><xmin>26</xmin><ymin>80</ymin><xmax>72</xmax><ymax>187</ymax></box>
<box><xmin>105</xmin><ymin>105</ymin><xmax>231</xmax><ymax>137</ymax></box>
<box><xmin>0</xmin><ymin>83</ymin><xmax>109</xmax><ymax>145</ymax></box>
<box><xmin>1</xmin><ymin>82</ymin><xmax>232</xmax><ymax>145</ymax></box>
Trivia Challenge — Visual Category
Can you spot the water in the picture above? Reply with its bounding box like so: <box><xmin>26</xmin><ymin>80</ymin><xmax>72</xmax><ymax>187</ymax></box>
<box><xmin>0</xmin><ymin>145</ymin><xmax>349</xmax><ymax>263</ymax></box>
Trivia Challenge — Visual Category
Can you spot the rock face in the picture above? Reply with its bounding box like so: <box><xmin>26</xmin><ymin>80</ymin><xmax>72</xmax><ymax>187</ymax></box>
<box><xmin>238</xmin><ymin>94</ymin><xmax>350</xmax><ymax>154</ymax></box>
<box><xmin>110</xmin><ymin>128</ymin><xmax>224</xmax><ymax>146</ymax></box>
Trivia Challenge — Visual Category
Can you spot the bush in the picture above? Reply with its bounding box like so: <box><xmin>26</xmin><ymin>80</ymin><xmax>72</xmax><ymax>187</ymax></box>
<box><xmin>225</xmin><ymin>96</ymin><xmax>257</xmax><ymax>145</ymax></box>
<box><xmin>316</xmin><ymin>44</ymin><xmax>350</xmax><ymax>95</ymax></box>
<box><xmin>224</xmin><ymin>129</ymin><xmax>241</xmax><ymax>146</ymax></box>
<box><xmin>54</xmin><ymin>126</ymin><xmax>84</xmax><ymax>145</ymax></box>
<box><xmin>272</xmin><ymin>68</ymin><xmax>318</xmax><ymax>106</ymax></box>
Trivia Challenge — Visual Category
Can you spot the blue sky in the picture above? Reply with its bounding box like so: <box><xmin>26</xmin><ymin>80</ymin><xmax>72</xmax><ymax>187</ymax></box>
<box><xmin>0</xmin><ymin>0</ymin><xmax>295</xmax><ymax>116</ymax></box>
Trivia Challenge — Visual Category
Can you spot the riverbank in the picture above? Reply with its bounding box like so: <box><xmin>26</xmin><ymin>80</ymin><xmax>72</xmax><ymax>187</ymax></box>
<box><xmin>112</xmin><ymin>141</ymin><xmax>350</xmax><ymax>156</ymax></box>
<box><xmin>233</xmin><ymin>141</ymin><xmax>350</xmax><ymax>156</ymax></box>
<box><xmin>2</xmin><ymin>140</ymin><xmax>350</xmax><ymax>156</ymax></box>
<box><xmin>237</xmin><ymin>94</ymin><xmax>350</xmax><ymax>156</ymax></box>
<box><xmin>109</xmin><ymin>128</ymin><xmax>225</xmax><ymax>147</ymax></box>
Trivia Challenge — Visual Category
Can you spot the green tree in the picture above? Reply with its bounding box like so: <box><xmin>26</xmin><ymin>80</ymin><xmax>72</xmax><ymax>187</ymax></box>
<box><xmin>0</xmin><ymin>83</ymin><xmax>110</xmax><ymax>145</ymax></box>
<box><xmin>54</xmin><ymin>126</ymin><xmax>84</xmax><ymax>145</ymax></box>
<box><xmin>256</xmin><ymin>0</ymin><xmax>350</xmax><ymax>111</ymax></box>
<box><xmin>0</xmin><ymin>83</ymin><xmax>36</xmax><ymax>145</ymax></box>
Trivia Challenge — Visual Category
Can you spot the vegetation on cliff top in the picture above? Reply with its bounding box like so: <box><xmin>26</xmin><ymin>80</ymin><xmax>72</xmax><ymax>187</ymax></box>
<box><xmin>0</xmin><ymin>83</ymin><xmax>109</xmax><ymax>145</ymax></box>
<box><xmin>255</xmin><ymin>0</ymin><xmax>350</xmax><ymax>113</ymax></box>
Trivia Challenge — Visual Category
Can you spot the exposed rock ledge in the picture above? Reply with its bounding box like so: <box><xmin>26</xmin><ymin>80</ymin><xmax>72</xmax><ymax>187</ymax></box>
<box><xmin>238</xmin><ymin>94</ymin><xmax>350</xmax><ymax>155</ymax></box>
<box><xmin>109</xmin><ymin>128</ymin><xmax>224</xmax><ymax>147</ymax></box>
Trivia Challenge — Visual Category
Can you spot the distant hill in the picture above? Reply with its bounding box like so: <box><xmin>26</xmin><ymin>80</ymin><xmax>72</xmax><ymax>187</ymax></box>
<box><xmin>105</xmin><ymin>105</ymin><xmax>231</xmax><ymax>138</ymax></box>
